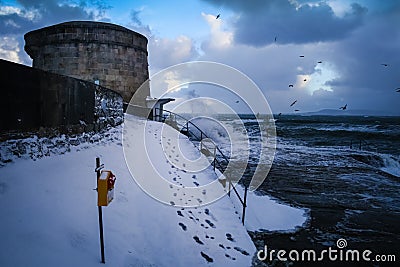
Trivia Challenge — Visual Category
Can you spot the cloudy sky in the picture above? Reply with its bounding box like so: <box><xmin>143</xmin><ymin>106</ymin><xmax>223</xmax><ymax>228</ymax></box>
<box><xmin>1</xmin><ymin>0</ymin><xmax>399</xmax><ymax>115</ymax></box>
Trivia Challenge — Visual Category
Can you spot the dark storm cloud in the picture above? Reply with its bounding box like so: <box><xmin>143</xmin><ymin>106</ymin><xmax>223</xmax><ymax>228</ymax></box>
<box><xmin>321</xmin><ymin>7</ymin><xmax>400</xmax><ymax>114</ymax></box>
<box><xmin>0</xmin><ymin>0</ymin><xmax>111</xmax><ymax>64</ymax></box>
<box><xmin>0</xmin><ymin>0</ymin><xmax>111</xmax><ymax>35</ymax></box>
<box><xmin>202</xmin><ymin>0</ymin><xmax>367</xmax><ymax>46</ymax></box>
<box><xmin>200</xmin><ymin>0</ymin><xmax>400</xmax><ymax>114</ymax></box>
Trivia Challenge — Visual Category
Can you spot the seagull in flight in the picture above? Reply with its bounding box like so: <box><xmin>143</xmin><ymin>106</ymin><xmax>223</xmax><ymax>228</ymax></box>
<box><xmin>340</xmin><ymin>104</ymin><xmax>347</xmax><ymax>110</ymax></box>
<box><xmin>396</xmin><ymin>88</ymin><xmax>400</xmax><ymax>92</ymax></box>
<box><xmin>381</xmin><ymin>63</ymin><xmax>388</xmax><ymax>67</ymax></box>
<box><xmin>288</xmin><ymin>84</ymin><xmax>294</xmax><ymax>87</ymax></box>
<box><xmin>294</xmin><ymin>109</ymin><xmax>300</xmax><ymax>112</ymax></box>
<box><xmin>317</xmin><ymin>61</ymin><xmax>322</xmax><ymax>64</ymax></box>
<box><xmin>299</xmin><ymin>55</ymin><xmax>305</xmax><ymax>58</ymax></box>
<box><xmin>290</xmin><ymin>100</ymin><xmax>297</xmax><ymax>107</ymax></box>
<box><xmin>216</xmin><ymin>14</ymin><xmax>220</xmax><ymax>19</ymax></box>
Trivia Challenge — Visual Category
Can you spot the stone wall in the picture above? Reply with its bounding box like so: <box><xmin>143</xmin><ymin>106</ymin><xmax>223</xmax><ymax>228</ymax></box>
<box><xmin>95</xmin><ymin>85</ymin><xmax>124</xmax><ymax>131</ymax></box>
<box><xmin>0</xmin><ymin>59</ymin><xmax>122</xmax><ymax>136</ymax></box>
<box><xmin>24</xmin><ymin>21</ymin><xmax>149</xmax><ymax>104</ymax></box>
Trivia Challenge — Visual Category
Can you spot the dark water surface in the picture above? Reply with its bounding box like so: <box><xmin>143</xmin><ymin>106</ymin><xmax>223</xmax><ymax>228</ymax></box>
<box><xmin>190</xmin><ymin>114</ymin><xmax>400</xmax><ymax>266</ymax></box>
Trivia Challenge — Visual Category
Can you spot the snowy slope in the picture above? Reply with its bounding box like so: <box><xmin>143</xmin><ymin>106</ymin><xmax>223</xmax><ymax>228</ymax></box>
<box><xmin>0</xmin><ymin>115</ymin><xmax>307</xmax><ymax>267</ymax></box>
<box><xmin>0</xmin><ymin>116</ymin><xmax>255</xmax><ymax>266</ymax></box>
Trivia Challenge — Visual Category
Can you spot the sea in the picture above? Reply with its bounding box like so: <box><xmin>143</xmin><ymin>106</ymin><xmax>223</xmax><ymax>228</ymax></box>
<box><xmin>181</xmin><ymin>114</ymin><xmax>400</xmax><ymax>265</ymax></box>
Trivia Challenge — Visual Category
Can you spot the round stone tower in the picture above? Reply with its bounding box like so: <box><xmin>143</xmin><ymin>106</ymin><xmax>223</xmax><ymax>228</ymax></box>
<box><xmin>24</xmin><ymin>21</ymin><xmax>149</xmax><ymax>104</ymax></box>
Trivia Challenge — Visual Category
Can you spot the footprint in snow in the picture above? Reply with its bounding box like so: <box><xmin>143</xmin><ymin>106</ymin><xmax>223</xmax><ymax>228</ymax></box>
<box><xmin>193</xmin><ymin>236</ymin><xmax>204</xmax><ymax>245</ymax></box>
<box><xmin>225</xmin><ymin>254</ymin><xmax>236</xmax><ymax>260</ymax></box>
<box><xmin>200</xmin><ymin>252</ymin><xmax>213</xmax><ymax>263</ymax></box>
<box><xmin>177</xmin><ymin>210</ymin><xmax>184</xmax><ymax>217</ymax></box>
<box><xmin>234</xmin><ymin>247</ymin><xmax>250</xmax><ymax>256</ymax></box>
<box><xmin>178</xmin><ymin>223</ymin><xmax>187</xmax><ymax>231</ymax></box>
<box><xmin>192</xmin><ymin>174</ymin><xmax>197</xmax><ymax>179</ymax></box>
<box><xmin>193</xmin><ymin>182</ymin><xmax>199</xmax><ymax>186</ymax></box>
<box><xmin>205</xmin><ymin>219</ymin><xmax>215</xmax><ymax>228</ymax></box>
<box><xmin>226</xmin><ymin>233</ymin><xmax>235</xmax><ymax>242</ymax></box>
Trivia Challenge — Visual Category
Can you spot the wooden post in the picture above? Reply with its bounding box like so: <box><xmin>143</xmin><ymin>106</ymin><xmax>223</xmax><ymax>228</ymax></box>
<box><xmin>96</xmin><ymin>157</ymin><xmax>105</xmax><ymax>264</ymax></box>
<box><xmin>228</xmin><ymin>179</ymin><xmax>231</xmax><ymax>197</ymax></box>
<box><xmin>242</xmin><ymin>186</ymin><xmax>248</xmax><ymax>225</ymax></box>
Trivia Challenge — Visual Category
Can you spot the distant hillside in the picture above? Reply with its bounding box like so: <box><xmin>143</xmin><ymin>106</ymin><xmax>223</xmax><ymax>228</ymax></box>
<box><xmin>299</xmin><ymin>109</ymin><xmax>398</xmax><ymax>116</ymax></box>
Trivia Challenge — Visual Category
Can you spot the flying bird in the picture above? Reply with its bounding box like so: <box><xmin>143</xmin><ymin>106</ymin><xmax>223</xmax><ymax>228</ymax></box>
<box><xmin>288</xmin><ymin>84</ymin><xmax>294</xmax><ymax>87</ymax></box>
<box><xmin>303</xmin><ymin>78</ymin><xmax>307</xmax><ymax>82</ymax></box>
<box><xmin>235</xmin><ymin>100</ymin><xmax>240</xmax><ymax>103</ymax></box>
<box><xmin>317</xmin><ymin>61</ymin><xmax>322</xmax><ymax>64</ymax></box>
<box><xmin>396</xmin><ymin>88</ymin><xmax>400</xmax><ymax>92</ymax></box>
<box><xmin>381</xmin><ymin>63</ymin><xmax>388</xmax><ymax>67</ymax></box>
<box><xmin>290</xmin><ymin>100</ymin><xmax>297</xmax><ymax>107</ymax></box>
<box><xmin>216</xmin><ymin>14</ymin><xmax>220</xmax><ymax>19</ymax></box>
<box><xmin>299</xmin><ymin>55</ymin><xmax>305</xmax><ymax>58</ymax></box>
<box><xmin>294</xmin><ymin>109</ymin><xmax>300</xmax><ymax>112</ymax></box>
<box><xmin>274</xmin><ymin>36</ymin><xmax>277</xmax><ymax>42</ymax></box>
<box><xmin>340</xmin><ymin>104</ymin><xmax>347</xmax><ymax>110</ymax></box>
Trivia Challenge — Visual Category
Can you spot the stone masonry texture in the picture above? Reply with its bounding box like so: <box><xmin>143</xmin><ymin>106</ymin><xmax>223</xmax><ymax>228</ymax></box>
<box><xmin>24</xmin><ymin>21</ymin><xmax>149</xmax><ymax>104</ymax></box>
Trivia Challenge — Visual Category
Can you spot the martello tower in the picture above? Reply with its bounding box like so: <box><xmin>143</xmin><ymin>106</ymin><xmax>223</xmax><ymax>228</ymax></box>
<box><xmin>24</xmin><ymin>21</ymin><xmax>149</xmax><ymax>104</ymax></box>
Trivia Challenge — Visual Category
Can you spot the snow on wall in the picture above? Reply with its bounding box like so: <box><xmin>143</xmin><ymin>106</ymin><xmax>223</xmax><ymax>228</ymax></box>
<box><xmin>0</xmin><ymin>126</ymin><xmax>122</xmax><ymax>167</ymax></box>
<box><xmin>95</xmin><ymin>85</ymin><xmax>124</xmax><ymax>130</ymax></box>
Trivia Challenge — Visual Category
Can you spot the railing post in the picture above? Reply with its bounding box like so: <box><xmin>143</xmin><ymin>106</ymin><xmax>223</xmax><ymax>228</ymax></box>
<box><xmin>242</xmin><ymin>186</ymin><xmax>248</xmax><ymax>225</ymax></box>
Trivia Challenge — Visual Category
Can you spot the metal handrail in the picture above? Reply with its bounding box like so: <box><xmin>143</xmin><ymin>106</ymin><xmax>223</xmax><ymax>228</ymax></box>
<box><xmin>155</xmin><ymin>108</ymin><xmax>247</xmax><ymax>225</ymax></box>
<box><xmin>155</xmin><ymin>108</ymin><xmax>230</xmax><ymax>166</ymax></box>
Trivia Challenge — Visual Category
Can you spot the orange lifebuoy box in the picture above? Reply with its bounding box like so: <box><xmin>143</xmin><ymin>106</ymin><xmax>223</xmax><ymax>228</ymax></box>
<box><xmin>98</xmin><ymin>170</ymin><xmax>115</xmax><ymax>206</ymax></box>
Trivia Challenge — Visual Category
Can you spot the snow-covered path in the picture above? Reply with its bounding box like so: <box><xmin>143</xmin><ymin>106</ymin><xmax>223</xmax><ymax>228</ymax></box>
<box><xmin>0</xmin><ymin>115</ymin><xmax>256</xmax><ymax>266</ymax></box>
